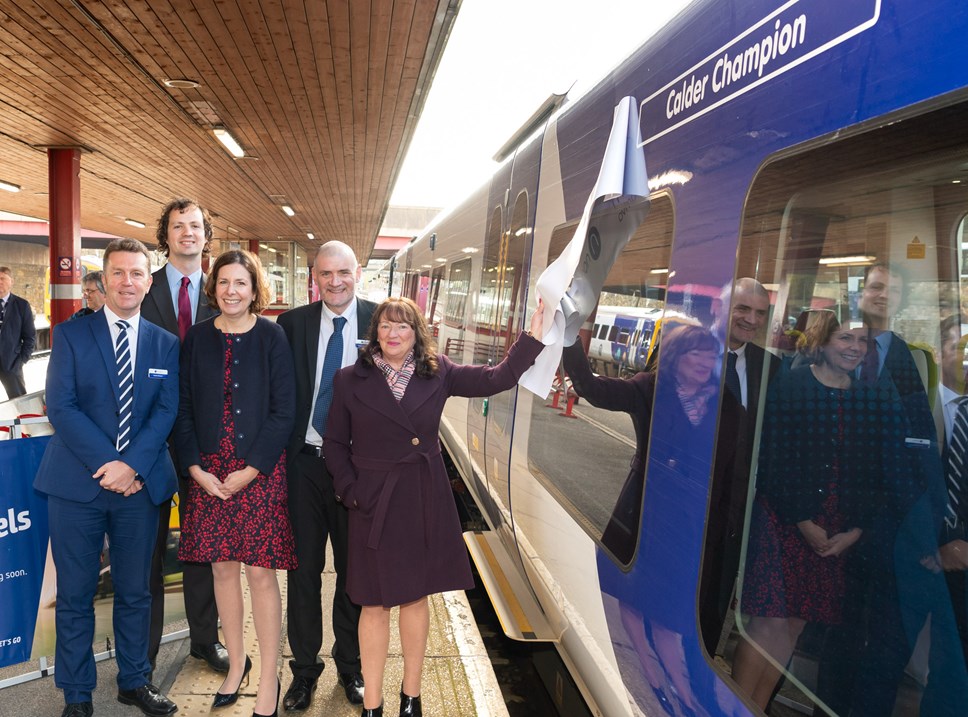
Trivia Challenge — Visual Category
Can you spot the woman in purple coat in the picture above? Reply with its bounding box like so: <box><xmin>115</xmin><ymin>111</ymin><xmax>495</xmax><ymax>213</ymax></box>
<box><xmin>324</xmin><ymin>297</ymin><xmax>545</xmax><ymax>717</ymax></box>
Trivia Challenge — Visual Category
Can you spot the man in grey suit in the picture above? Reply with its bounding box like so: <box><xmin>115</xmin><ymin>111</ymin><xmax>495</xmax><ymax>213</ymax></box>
<box><xmin>140</xmin><ymin>198</ymin><xmax>227</xmax><ymax>674</ymax></box>
<box><xmin>0</xmin><ymin>266</ymin><xmax>36</xmax><ymax>399</ymax></box>
<box><xmin>277</xmin><ymin>241</ymin><xmax>376</xmax><ymax>710</ymax></box>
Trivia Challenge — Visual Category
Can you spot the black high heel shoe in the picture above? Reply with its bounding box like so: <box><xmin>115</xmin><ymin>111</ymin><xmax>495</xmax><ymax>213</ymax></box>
<box><xmin>360</xmin><ymin>703</ymin><xmax>383</xmax><ymax>717</ymax></box>
<box><xmin>253</xmin><ymin>677</ymin><xmax>280</xmax><ymax>717</ymax></box>
<box><xmin>400</xmin><ymin>688</ymin><xmax>422</xmax><ymax>717</ymax></box>
<box><xmin>213</xmin><ymin>655</ymin><xmax>252</xmax><ymax>708</ymax></box>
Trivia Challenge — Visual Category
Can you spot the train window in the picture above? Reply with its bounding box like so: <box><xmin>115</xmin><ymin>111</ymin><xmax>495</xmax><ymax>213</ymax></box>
<box><xmin>706</xmin><ymin>102</ymin><xmax>968</xmax><ymax>717</ymax></box>
<box><xmin>440</xmin><ymin>258</ymin><xmax>471</xmax><ymax>363</ymax></box>
<box><xmin>527</xmin><ymin>192</ymin><xmax>674</xmax><ymax>565</ymax></box>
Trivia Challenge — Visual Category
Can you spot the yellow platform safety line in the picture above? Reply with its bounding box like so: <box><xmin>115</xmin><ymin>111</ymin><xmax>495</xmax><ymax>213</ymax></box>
<box><xmin>474</xmin><ymin>532</ymin><xmax>535</xmax><ymax>638</ymax></box>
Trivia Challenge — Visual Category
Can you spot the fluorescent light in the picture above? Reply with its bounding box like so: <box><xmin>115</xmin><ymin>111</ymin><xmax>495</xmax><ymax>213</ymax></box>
<box><xmin>650</xmin><ymin>267</ymin><xmax>669</xmax><ymax>274</ymax></box>
<box><xmin>461</xmin><ymin>247</ymin><xmax>479</xmax><ymax>254</ymax></box>
<box><xmin>307</xmin><ymin>232</ymin><xmax>315</xmax><ymax>240</ymax></box>
<box><xmin>281</xmin><ymin>205</ymin><xmax>295</xmax><ymax>217</ymax></box>
<box><xmin>259</xmin><ymin>243</ymin><xmax>269</xmax><ymax>249</ymax></box>
<box><xmin>0</xmin><ymin>180</ymin><xmax>21</xmax><ymax>192</ymax></box>
<box><xmin>268</xmin><ymin>247</ymin><xmax>277</xmax><ymax>253</ymax></box>
<box><xmin>213</xmin><ymin>127</ymin><xmax>245</xmax><ymax>158</ymax></box>
<box><xmin>124</xmin><ymin>218</ymin><xmax>146</xmax><ymax>228</ymax></box>
<box><xmin>818</xmin><ymin>255</ymin><xmax>876</xmax><ymax>266</ymax></box>
<box><xmin>164</xmin><ymin>78</ymin><xmax>200</xmax><ymax>89</ymax></box>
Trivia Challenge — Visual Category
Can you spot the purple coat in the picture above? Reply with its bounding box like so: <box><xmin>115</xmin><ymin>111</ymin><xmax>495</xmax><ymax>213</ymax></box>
<box><xmin>324</xmin><ymin>333</ymin><xmax>543</xmax><ymax>607</ymax></box>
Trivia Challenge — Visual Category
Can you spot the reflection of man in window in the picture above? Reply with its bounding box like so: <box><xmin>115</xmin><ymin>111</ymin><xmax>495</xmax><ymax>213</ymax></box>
<box><xmin>817</xmin><ymin>262</ymin><xmax>966</xmax><ymax>716</ymax></box>
<box><xmin>937</xmin><ymin>316</ymin><xmax>968</xmax><ymax>662</ymax></box>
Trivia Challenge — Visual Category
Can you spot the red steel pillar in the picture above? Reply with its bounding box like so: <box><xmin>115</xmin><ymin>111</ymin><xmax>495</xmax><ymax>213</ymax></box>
<box><xmin>248</xmin><ymin>239</ymin><xmax>260</xmax><ymax>255</ymax></box>
<box><xmin>48</xmin><ymin>148</ymin><xmax>82</xmax><ymax>329</ymax></box>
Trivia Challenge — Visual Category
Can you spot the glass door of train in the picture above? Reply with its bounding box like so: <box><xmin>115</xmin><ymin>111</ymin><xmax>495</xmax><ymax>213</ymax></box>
<box><xmin>466</xmin><ymin>186</ymin><xmax>533</xmax><ymax>529</ymax></box>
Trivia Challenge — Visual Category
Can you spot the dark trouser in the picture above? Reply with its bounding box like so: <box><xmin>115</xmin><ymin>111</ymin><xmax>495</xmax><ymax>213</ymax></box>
<box><xmin>148</xmin><ymin>477</ymin><xmax>219</xmax><ymax>660</ymax></box>
<box><xmin>286</xmin><ymin>450</ymin><xmax>361</xmax><ymax>677</ymax></box>
<box><xmin>49</xmin><ymin>490</ymin><xmax>156</xmax><ymax>703</ymax></box>
<box><xmin>0</xmin><ymin>366</ymin><xmax>26</xmax><ymax>398</ymax></box>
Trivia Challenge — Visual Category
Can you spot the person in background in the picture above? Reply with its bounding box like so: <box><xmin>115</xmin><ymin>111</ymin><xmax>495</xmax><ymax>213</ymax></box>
<box><xmin>325</xmin><ymin>297</ymin><xmax>545</xmax><ymax>717</ymax></box>
<box><xmin>732</xmin><ymin>312</ymin><xmax>870</xmax><ymax>710</ymax></box>
<box><xmin>34</xmin><ymin>238</ymin><xmax>180</xmax><ymax>717</ymax></box>
<box><xmin>0</xmin><ymin>265</ymin><xmax>36</xmax><ymax>399</ymax></box>
<box><xmin>141</xmin><ymin>198</ymin><xmax>226</xmax><ymax>675</ymax></box>
<box><xmin>70</xmin><ymin>271</ymin><xmax>106</xmax><ymax>320</ymax></box>
<box><xmin>175</xmin><ymin>249</ymin><xmax>296</xmax><ymax>717</ymax></box>
<box><xmin>277</xmin><ymin>241</ymin><xmax>376</xmax><ymax>710</ymax></box>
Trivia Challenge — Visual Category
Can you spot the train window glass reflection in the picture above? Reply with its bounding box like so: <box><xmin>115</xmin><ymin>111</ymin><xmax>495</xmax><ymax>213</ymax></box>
<box><xmin>441</xmin><ymin>257</ymin><xmax>471</xmax><ymax>363</ymax></box>
<box><xmin>709</xmin><ymin>103</ymin><xmax>968</xmax><ymax>716</ymax></box>
<box><xmin>527</xmin><ymin>193</ymin><xmax>673</xmax><ymax>565</ymax></box>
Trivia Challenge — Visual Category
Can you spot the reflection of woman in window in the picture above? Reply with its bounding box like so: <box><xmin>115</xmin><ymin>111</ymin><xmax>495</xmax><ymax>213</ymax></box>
<box><xmin>732</xmin><ymin>312</ymin><xmax>869</xmax><ymax>710</ymax></box>
<box><xmin>563</xmin><ymin>323</ymin><xmax>742</xmax><ymax>652</ymax></box>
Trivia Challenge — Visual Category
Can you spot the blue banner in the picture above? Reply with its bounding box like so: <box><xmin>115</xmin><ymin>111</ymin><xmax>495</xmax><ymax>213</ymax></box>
<box><xmin>0</xmin><ymin>436</ymin><xmax>50</xmax><ymax>668</ymax></box>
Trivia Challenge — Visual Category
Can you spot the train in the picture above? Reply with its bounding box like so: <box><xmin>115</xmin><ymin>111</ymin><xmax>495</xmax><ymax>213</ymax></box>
<box><xmin>387</xmin><ymin>0</ymin><xmax>968</xmax><ymax>715</ymax></box>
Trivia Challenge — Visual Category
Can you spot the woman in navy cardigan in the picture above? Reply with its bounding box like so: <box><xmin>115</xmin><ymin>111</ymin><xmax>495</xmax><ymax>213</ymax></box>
<box><xmin>325</xmin><ymin>297</ymin><xmax>544</xmax><ymax>717</ymax></box>
<box><xmin>176</xmin><ymin>250</ymin><xmax>296</xmax><ymax>717</ymax></box>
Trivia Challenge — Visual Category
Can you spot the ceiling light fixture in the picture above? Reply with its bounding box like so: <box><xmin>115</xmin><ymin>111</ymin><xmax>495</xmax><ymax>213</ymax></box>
<box><xmin>650</xmin><ymin>267</ymin><xmax>669</xmax><ymax>274</ymax></box>
<box><xmin>281</xmin><ymin>205</ymin><xmax>295</xmax><ymax>217</ymax></box>
<box><xmin>124</xmin><ymin>218</ymin><xmax>146</xmax><ymax>228</ymax></box>
<box><xmin>0</xmin><ymin>180</ymin><xmax>21</xmax><ymax>192</ymax></box>
<box><xmin>164</xmin><ymin>78</ymin><xmax>200</xmax><ymax>89</ymax></box>
<box><xmin>818</xmin><ymin>255</ymin><xmax>876</xmax><ymax>266</ymax></box>
<box><xmin>307</xmin><ymin>232</ymin><xmax>315</xmax><ymax>240</ymax></box>
<box><xmin>213</xmin><ymin>127</ymin><xmax>245</xmax><ymax>158</ymax></box>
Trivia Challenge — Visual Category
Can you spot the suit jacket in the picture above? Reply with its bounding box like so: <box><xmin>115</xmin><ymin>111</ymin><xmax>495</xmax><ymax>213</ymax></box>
<box><xmin>140</xmin><ymin>265</ymin><xmax>218</xmax><ymax>338</ymax></box>
<box><xmin>175</xmin><ymin>316</ymin><xmax>295</xmax><ymax>475</ymax></box>
<box><xmin>0</xmin><ymin>293</ymin><xmax>36</xmax><ymax>371</ymax></box>
<box><xmin>277</xmin><ymin>298</ymin><xmax>377</xmax><ymax>457</ymax></box>
<box><xmin>34</xmin><ymin>312</ymin><xmax>180</xmax><ymax>506</ymax></box>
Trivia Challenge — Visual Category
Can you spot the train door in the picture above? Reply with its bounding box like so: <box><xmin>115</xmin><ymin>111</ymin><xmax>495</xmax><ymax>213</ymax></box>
<box><xmin>482</xmin><ymin>189</ymin><xmax>532</xmax><ymax>516</ymax></box>
<box><xmin>466</xmin><ymin>203</ymin><xmax>506</xmax><ymax>525</ymax></box>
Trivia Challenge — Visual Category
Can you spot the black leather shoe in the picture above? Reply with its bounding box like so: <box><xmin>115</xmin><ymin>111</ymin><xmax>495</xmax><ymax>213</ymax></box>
<box><xmin>117</xmin><ymin>684</ymin><xmax>177</xmax><ymax>716</ymax></box>
<box><xmin>189</xmin><ymin>641</ymin><xmax>230</xmax><ymax>673</ymax></box>
<box><xmin>338</xmin><ymin>671</ymin><xmax>365</xmax><ymax>705</ymax></box>
<box><xmin>213</xmin><ymin>655</ymin><xmax>252</xmax><ymax>708</ymax></box>
<box><xmin>399</xmin><ymin>690</ymin><xmax>422</xmax><ymax>717</ymax></box>
<box><xmin>360</xmin><ymin>705</ymin><xmax>383</xmax><ymax>717</ymax></box>
<box><xmin>282</xmin><ymin>675</ymin><xmax>316</xmax><ymax>711</ymax></box>
<box><xmin>61</xmin><ymin>704</ymin><xmax>93</xmax><ymax>717</ymax></box>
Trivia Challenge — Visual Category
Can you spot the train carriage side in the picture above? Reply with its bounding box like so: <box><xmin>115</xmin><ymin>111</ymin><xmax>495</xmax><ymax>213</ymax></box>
<box><xmin>392</xmin><ymin>0</ymin><xmax>968</xmax><ymax>715</ymax></box>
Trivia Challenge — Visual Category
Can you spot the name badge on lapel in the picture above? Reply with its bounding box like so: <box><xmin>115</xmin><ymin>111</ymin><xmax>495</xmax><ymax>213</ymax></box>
<box><xmin>355</xmin><ymin>339</ymin><xmax>369</xmax><ymax>350</ymax></box>
<box><xmin>148</xmin><ymin>368</ymin><xmax>169</xmax><ymax>379</ymax></box>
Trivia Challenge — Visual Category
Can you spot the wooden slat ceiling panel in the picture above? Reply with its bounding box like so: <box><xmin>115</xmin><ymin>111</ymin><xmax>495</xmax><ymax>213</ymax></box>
<box><xmin>0</xmin><ymin>0</ymin><xmax>458</xmax><ymax>261</ymax></box>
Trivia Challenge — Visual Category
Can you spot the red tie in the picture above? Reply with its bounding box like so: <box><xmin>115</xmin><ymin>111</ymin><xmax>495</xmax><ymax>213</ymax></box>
<box><xmin>177</xmin><ymin>276</ymin><xmax>192</xmax><ymax>341</ymax></box>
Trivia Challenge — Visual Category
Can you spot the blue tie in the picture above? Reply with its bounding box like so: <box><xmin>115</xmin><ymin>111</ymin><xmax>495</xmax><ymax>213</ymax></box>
<box><xmin>115</xmin><ymin>320</ymin><xmax>133</xmax><ymax>453</ymax></box>
<box><xmin>312</xmin><ymin>316</ymin><xmax>347</xmax><ymax>437</ymax></box>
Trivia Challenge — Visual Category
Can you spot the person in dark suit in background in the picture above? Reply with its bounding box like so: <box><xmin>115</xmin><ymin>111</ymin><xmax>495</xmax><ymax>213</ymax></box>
<box><xmin>0</xmin><ymin>265</ymin><xmax>37</xmax><ymax>399</ymax></box>
<box><xmin>176</xmin><ymin>249</ymin><xmax>296</xmax><ymax>717</ymax></box>
<box><xmin>70</xmin><ymin>271</ymin><xmax>106</xmax><ymax>320</ymax></box>
<box><xmin>325</xmin><ymin>297</ymin><xmax>545</xmax><ymax>717</ymax></box>
<box><xmin>277</xmin><ymin>241</ymin><xmax>376</xmax><ymax>710</ymax></box>
<box><xmin>140</xmin><ymin>198</ymin><xmax>227</xmax><ymax>674</ymax></box>
<box><xmin>34</xmin><ymin>238</ymin><xmax>180</xmax><ymax>717</ymax></box>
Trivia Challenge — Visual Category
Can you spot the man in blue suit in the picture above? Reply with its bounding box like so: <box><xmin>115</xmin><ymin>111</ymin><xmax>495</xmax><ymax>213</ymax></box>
<box><xmin>35</xmin><ymin>238</ymin><xmax>180</xmax><ymax>717</ymax></box>
<box><xmin>0</xmin><ymin>265</ymin><xmax>37</xmax><ymax>398</ymax></box>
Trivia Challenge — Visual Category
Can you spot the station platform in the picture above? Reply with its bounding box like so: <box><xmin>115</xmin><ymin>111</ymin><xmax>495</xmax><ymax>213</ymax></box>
<box><xmin>0</xmin><ymin>562</ymin><xmax>509</xmax><ymax>717</ymax></box>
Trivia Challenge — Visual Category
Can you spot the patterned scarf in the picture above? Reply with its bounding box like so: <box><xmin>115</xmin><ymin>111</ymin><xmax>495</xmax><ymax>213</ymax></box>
<box><xmin>676</xmin><ymin>382</ymin><xmax>716</xmax><ymax>426</ymax></box>
<box><xmin>374</xmin><ymin>351</ymin><xmax>416</xmax><ymax>402</ymax></box>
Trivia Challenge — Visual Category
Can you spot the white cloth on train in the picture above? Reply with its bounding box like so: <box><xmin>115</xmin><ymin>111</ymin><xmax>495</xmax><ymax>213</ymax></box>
<box><xmin>519</xmin><ymin>94</ymin><xmax>650</xmax><ymax>397</ymax></box>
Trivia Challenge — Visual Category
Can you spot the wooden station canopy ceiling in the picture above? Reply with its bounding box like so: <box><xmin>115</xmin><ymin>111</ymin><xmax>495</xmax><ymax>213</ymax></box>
<box><xmin>0</xmin><ymin>0</ymin><xmax>459</xmax><ymax>261</ymax></box>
